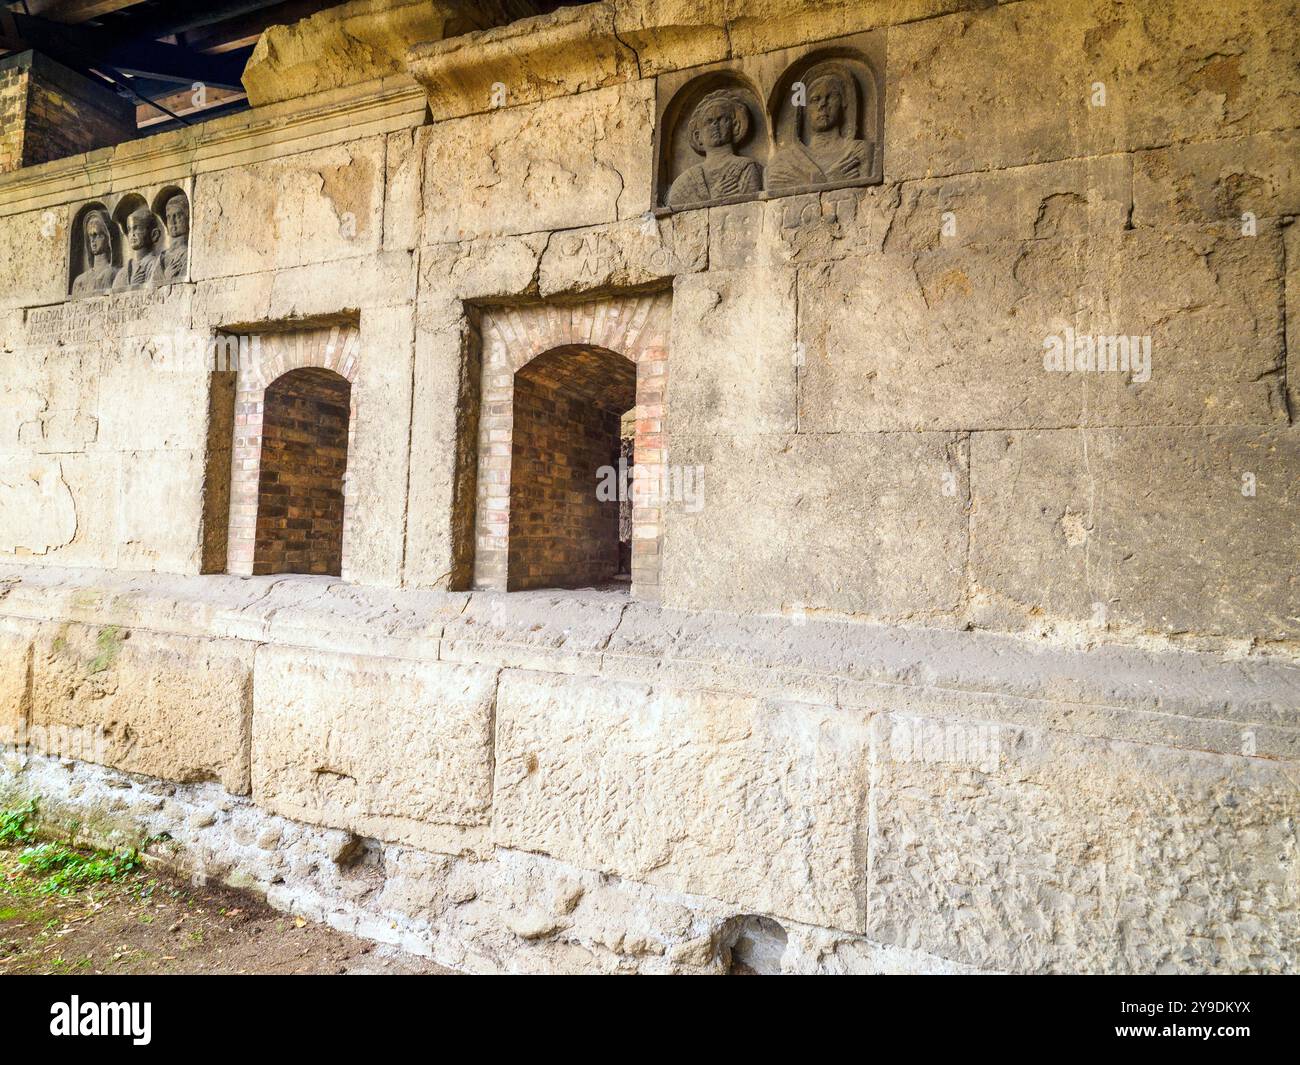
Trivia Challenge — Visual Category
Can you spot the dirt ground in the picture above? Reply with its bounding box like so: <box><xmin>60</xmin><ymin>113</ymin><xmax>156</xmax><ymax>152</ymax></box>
<box><xmin>0</xmin><ymin>846</ymin><xmax>455</xmax><ymax>976</ymax></box>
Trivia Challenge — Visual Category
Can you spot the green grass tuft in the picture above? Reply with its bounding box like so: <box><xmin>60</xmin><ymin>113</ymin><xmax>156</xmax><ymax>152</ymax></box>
<box><xmin>0</xmin><ymin>799</ymin><xmax>37</xmax><ymax>846</ymax></box>
<box><xmin>16</xmin><ymin>841</ymin><xmax>142</xmax><ymax>896</ymax></box>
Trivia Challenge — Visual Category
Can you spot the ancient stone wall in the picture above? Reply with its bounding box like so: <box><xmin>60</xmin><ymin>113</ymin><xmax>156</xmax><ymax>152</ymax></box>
<box><xmin>0</xmin><ymin>0</ymin><xmax>1296</xmax><ymax>973</ymax></box>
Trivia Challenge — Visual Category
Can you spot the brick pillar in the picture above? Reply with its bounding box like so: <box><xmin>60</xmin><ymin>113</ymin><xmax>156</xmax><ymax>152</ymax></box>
<box><xmin>0</xmin><ymin>51</ymin><xmax>135</xmax><ymax>174</ymax></box>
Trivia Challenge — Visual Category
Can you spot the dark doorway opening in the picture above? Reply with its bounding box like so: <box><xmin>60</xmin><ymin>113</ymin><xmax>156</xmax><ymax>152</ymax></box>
<box><xmin>508</xmin><ymin>345</ymin><xmax>636</xmax><ymax>591</ymax></box>
<box><xmin>253</xmin><ymin>366</ymin><xmax>350</xmax><ymax>576</ymax></box>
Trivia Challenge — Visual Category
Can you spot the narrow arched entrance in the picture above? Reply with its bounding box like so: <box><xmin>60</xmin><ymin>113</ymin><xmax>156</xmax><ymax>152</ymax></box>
<box><xmin>253</xmin><ymin>366</ymin><xmax>351</xmax><ymax>576</ymax></box>
<box><xmin>507</xmin><ymin>344</ymin><xmax>636</xmax><ymax>591</ymax></box>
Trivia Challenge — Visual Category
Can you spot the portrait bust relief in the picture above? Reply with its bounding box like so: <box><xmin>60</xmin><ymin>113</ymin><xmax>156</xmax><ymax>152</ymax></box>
<box><xmin>112</xmin><ymin>205</ymin><xmax>163</xmax><ymax>292</ymax></box>
<box><xmin>768</xmin><ymin>61</ymin><xmax>876</xmax><ymax>193</ymax></box>
<box><xmin>157</xmin><ymin>192</ymin><xmax>190</xmax><ymax>284</ymax></box>
<box><xmin>666</xmin><ymin>89</ymin><xmax>764</xmax><ymax>209</ymax></box>
<box><xmin>64</xmin><ymin>185</ymin><xmax>194</xmax><ymax>301</ymax></box>
<box><xmin>654</xmin><ymin>36</ymin><xmax>884</xmax><ymax>214</ymax></box>
<box><xmin>69</xmin><ymin>207</ymin><xmax>117</xmax><ymax>298</ymax></box>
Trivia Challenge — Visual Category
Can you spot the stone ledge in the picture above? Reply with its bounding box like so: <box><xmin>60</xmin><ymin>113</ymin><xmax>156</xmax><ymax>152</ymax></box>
<box><xmin>404</xmin><ymin>0</ymin><xmax>995</xmax><ymax>121</ymax></box>
<box><xmin>1</xmin><ymin>563</ymin><xmax>1295</xmax><ymax>761</ymax></box>
<box><xmin>0</xmin><ymin>75</ymin><xmax>426</xmax><ymax>216</ymax></box>
<box><xmin>407</xmin><ymin>4</ymin><xmax>640</xmax><ymax>121</ymax></box>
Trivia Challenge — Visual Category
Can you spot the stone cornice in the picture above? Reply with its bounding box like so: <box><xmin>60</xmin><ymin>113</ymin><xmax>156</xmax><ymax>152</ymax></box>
<box><xmin>406</xmin><ymin>3</ymin><xmax>641</xmax><ymax>122</ymax></box>
<box><xmin>404</xmin><ymin>0</ymin><xmax>973</xmax><ymax>121</ymax></box>
<box><xmin>0</xmin><ymin>74</ymin><xmax>426</xmax><ymax>216</ymax></box>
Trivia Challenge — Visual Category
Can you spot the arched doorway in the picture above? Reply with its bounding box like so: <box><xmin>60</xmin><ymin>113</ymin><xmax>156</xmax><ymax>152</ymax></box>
<box><xmin>253</xmin><ymin>366</ymin><xmax>351</xmax><ymax>576</ymax></box>
<box><xmin>471</xmin><ymin>294</ymin><xmax>670</xmax><ymax>598</ymax></box>
<box><xmin>507</xmin><ymin>344</ymin><xmax>636</xmax><ymax>591</ymax></box>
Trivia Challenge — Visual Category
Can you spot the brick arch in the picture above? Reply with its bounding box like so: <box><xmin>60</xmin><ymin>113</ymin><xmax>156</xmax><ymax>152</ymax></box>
<box><xmin>484</xmin><ymin>295</ymin><xmax>671</xmax><ymax>372</ymax></box>
<box><xmin>226</xmin><ymin>324</ymin><xmax>361</xmax><ymax>577</ymax></box>
<box><xmin>475</xmin><ymin>293</ymin><xmax>670</xmax><ymax>598</ymax></box>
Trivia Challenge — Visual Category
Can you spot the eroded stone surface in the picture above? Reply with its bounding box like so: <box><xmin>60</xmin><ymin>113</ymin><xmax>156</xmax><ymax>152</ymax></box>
<box><xmin>868</xmin><ymin>712</ymin><xmax>1300</xmax><ymax>973</ymax></box>
<box><xmin>252</xmin><ymin>644</ymin><xmax>497</xmax><ymax>853</ymax></box>
<box><xmin>26</xmin><ymin>622</ymin><xmax>252</xmax><ymax>794</ymax></box>
<box><xmin>969</xmin><ymin>427</ymin><xmax>1300</xmax><ymax>641</ymax></box>
<box><xmin>493</xmin><ymin>669</ymin><xmax>873</xmax><ymax>932</ymax></box>
<box><xmin>0</xmin><ymin>0</ymin><xmax>1295</xmax><ymax>977</ymax></box>
<box><xmin>662</xmin><ymin>431</ymin><xmax>968</xmax><ymax>619</ymax></box>
<box><xmin>887</xmin><ymin>0</ymin><xmax>1300</xmax><ymax>180</ymax></box>
<box><xmin>421</xmin><ymin>82</ymin><xmax>654</xmax><ymax>243</ymax></box>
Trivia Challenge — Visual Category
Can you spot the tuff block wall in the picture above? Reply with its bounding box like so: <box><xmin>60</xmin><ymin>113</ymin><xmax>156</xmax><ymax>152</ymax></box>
<box><xmin>0</xmin><ymin>0</ymin><xmax>1296</xmax><ymax>974</ymax></box>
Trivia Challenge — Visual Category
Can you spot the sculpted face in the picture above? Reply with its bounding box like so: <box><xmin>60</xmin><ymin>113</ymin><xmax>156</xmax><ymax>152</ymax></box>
<box><xmin>86</xmin><ymin>217</ymin><xmax>108</xmax><ymax>256</ymax></box>
<box><xmin>807</xmin><ymin>75</ymin><xmax>845</xmax><ymax>133</ymax></box>
<box><xmin>125</xmin><ymin>209</ymin><xmax>159</xmax><ymax>252</ymax></box>
<box><xmin>696</xmin><ymin>100</ymin><xmax>737</xmax><ymax>150</ymax></box>
<box><xmin>164</xmin><ymin>197</ymin><xmax>189</xmax><ymax>240</ymax></box>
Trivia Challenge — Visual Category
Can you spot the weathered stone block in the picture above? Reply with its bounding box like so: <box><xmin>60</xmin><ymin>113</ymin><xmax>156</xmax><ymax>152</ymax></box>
<box><xmin>798</xmin><ymin>226</ymin><xmax>1285</xmax><ymax>433</ymax></box>
<box><xmin>404</xmin><ymin>298</ymin><xmax>470</xmax><ymax>589</ymax></box>
<box><xmin>887</xmin><ymin>0</ymin><xmax>1300</xmax><ymax>180</ymax></box>
<box><xmin>338</xmin><ymin>303</ymin><xmax>414</xmax><ymax>586</ymax></box>
<box><xmin>191</xmin><ymin>273</ymin><xmax>274</xmax><ymax>332</ymax></box>
<box><xmin>493</xmin><ymin>670</ymin><xmax>873</xmax><ymax>931</ymax></box>
<box><xmin>867</xmin><ymin>712</ymin><xmax>1300</xmax><ymax>973</ymax></box>
<box><xmin>252</xmin><ymin>644</ymin><xmax>497</xmax><ymax>853</ymax></box>
<box><xmin>419</xmin><ymin>234</ymin><xmax>548</xmax><ymax>302</ymax></box>
<box><xmin>669</xmin><ymin>267</ymin><xmax>797</xmax><ymax>437</ymax></box>
<box><xmin>191</xmin><ymin>137</ymin><xmax>385</xmax><ymax>280</ymax></box>
<box><xmin>538</xmin><ymin>214</ymin><xmax>707</xmax><ymax>296</ymax></box>
<box><xmin>383</xmin><ymin>128</ymin><xmax>422</xmax><ymax>251</ymax></box>
<box><xmin>661</xmin><ymin>431</ymin><xmax>969</xmax><ymax>618</ymax></box>
<box><xmin>724</xmin><ymin>0</ymin><xmax>973</xmax><ymax>56</ymax></box>
<box><xmin>115</xmin><ymin>449</ymin><xmax>206</xmax><ymax>574</ymax></box>
<box><xmin>0</xmin><ymin>205</ymin><xmax>66</xmax><ymax>312</ymax></box>
<box><xmin>1133</xmin><ymin>130</ymin><xmax>1300</xmax><ymax>228</ymax></box>
<box><xmin>409</xmin><ymin>3</ymin><xmax>636</xmax><ymax>120</ymax></box>
<box><xmin>969</xmin><ymin>427</ymin><xmax>1300</xmax><ymax>640</ymax></box>
<box><xmin>267</xmin><ymin>250</ymin><xmax>416</xmax><ymax>319</ymax></box>
<box><xmin>0</xmin><ymin>623</ymin><xmax>30</xmax><ymax>743</ymax></box>
<box><xmin>1289</xmin><ymin>223</ymin><xmax>1300</xmax><ymax>418</ymax></box>
<box><xmin>27</xmin><ymin>623</ymin><xmax>252</xmax><ymax>794</ymax></box>
<box><xmin>421</xmin><ymin>82</ymin><xmax>654</xmax><ymax>244</ymax></box>
<box><xmin>610</xmin><ymin>0</ymin><xmax>731</xmax><ymax>75</ymax></box>
<box><xmin>0</xmin><ymin>336</ymin><xmax>102</xmax><ymax>455</ymax></box>
<box><xmin>886</xmin><ymin>155</ymin><xmax>1131</xmax><ymax>254</ymax></box>
<box><xmin>96</xmin><ymin>344</ymin><xmax>211</xmax><ymax>451</ymax></box>
<box><xmin>242</xmin><ymin>0</ymin><xmax>465</xmax><ymax>105</ymax></box>
<box><xmin>0</xmin><ymin>454</ymin><xmax>89</xmax><ymax>561</ymax></box>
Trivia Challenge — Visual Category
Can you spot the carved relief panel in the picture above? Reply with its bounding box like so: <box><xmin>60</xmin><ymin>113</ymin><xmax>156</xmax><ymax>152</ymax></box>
<box><xmin>66</xmin><ymin>182</ymin><xmax>191</xmax><ymax>299</ymax></box>
<box><xmin>653</xmin><ymin>31</ymin><xmax>884</xmax><ymax>212</ymax></box>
